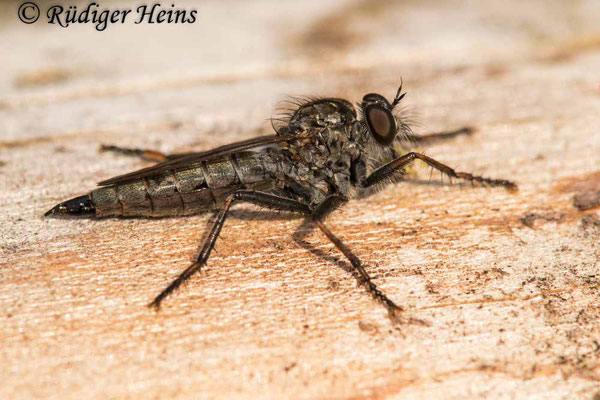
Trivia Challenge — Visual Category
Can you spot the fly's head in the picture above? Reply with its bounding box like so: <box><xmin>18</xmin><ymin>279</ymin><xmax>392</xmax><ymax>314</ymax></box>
<box><xmin>358</xmin><ymin>81</ymin><xmax>413</xmax><ymax>164</ymax></box>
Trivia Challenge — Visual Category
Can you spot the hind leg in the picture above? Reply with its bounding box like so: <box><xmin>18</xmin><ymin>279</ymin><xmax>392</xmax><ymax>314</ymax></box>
<box><xmin>99</xmin><ymin>145</ymin><xmax>198</xmax><ymax>162</ymax></box>
<box><xmin>150</xmin><ymin>190</ymin><xmax>311</xmax><ymax>309</ymax></box>
<box><xmin>99</xmin><ymin>144</ymin><xmax>171</xmax><ymax>162</ymax></box>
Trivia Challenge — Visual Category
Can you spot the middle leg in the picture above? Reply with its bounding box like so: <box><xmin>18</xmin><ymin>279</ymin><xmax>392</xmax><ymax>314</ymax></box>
<box><xmin>308</xmin><ymin>196</ymin><xmax>402</xmax><ymax>315</ymax></box>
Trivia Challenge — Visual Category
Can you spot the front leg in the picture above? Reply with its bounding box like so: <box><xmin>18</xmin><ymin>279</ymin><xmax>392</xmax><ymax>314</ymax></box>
<box><xmin>362</xmin><ymin>152</ymin><xmax>517</xmax><ymax>190</ymax></box>
<box><xmin>408</xmin><ymin>127</ymin><xmax>474</xmax><ymax>145</ymax></box>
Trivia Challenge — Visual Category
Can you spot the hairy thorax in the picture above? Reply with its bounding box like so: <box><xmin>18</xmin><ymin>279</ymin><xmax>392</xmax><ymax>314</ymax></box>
<box><xmin>274</xmin><ymin>98</ymin><xmax>363</xmax><ymax>206</ymax></box>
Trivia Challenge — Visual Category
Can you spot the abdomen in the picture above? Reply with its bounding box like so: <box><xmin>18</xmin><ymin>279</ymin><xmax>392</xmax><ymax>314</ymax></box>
<box><xmin>91</xmin><ymin>151</ymin><xmax>278</xmax><ymax>217</ymax></box>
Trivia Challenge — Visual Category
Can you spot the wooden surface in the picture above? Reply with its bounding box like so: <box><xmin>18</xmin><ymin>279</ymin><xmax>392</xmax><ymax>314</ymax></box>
<box><xmin>1</xmin><ymin>1</ymin><xmax>600</xmax><ymax>399</ymax></box>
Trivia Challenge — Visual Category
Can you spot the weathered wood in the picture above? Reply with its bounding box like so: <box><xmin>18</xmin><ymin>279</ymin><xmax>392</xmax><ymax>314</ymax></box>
<box><xmin>2</xmin><ymin>1</ymin><xmax>600</xmax><ymax>399</ymax></box>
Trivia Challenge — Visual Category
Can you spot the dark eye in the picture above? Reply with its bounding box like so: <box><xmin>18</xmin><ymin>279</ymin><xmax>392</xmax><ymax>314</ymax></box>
<box><xmin>365</xmin><ymin>104</ymin><xmax>397</xmax><ymax>145</ymax></box>
<box><xmin>362</xmin><ymin>93</ymin><xmax>390</xmax><ymax>107</ymax></box>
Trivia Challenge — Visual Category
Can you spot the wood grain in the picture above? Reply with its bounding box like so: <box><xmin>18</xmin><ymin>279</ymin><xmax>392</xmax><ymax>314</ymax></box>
<box><xmin>2</xmin><ymin>1</ymin><xmax>600</xmax><ymax>399</ymax></box>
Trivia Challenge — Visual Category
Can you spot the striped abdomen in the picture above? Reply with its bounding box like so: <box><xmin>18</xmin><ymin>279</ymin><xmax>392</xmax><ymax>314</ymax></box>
<box><xmin>91</xmin><ymin>151</ymin><xmax>278</xmax><ymax>217</ymax></box>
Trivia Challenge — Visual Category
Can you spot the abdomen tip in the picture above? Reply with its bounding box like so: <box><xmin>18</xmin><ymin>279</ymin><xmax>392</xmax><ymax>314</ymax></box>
<box><xmin>44</xmin><ymin>195</ymin><xmax>95</xmax><ymax>218</ymax></box>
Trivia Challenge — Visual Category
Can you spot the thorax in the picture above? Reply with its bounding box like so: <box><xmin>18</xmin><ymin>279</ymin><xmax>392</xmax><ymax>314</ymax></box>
<box><xmin>273</xmin><ymin>98</ymin><xmax>364</xmax><ymax>205</ymax></box>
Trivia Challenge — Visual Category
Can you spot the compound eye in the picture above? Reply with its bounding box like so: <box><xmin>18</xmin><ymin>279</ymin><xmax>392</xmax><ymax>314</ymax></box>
<box><xmin>365</xmin><ymin>104</ymin><xmax>397</xmax><ymax>145</ymax></box>
<box><xmin>362</xmin><ymin>93</ymin><xmax>389</xmax><ymax>107</ymax></box>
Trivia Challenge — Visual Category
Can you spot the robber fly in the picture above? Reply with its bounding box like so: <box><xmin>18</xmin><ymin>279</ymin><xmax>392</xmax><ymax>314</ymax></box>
<box><xmin>45</xmin><ymin>82</ymin><xmax>517</xmax><ymax>314</ymax></box>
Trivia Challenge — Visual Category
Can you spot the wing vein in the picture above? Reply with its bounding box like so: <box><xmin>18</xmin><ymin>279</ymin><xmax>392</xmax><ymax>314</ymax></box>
<box><xmin>98</xmin><ymin>134</ymin><xmax>293</xmax><ymax>186</ymax></box>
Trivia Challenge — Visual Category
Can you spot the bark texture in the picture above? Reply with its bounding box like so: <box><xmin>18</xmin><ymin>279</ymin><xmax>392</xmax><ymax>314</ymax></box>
<box><xmin>1</xmin><ymin>1</ymin><xmax>600</xmax><ymax>399</ymax></box>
